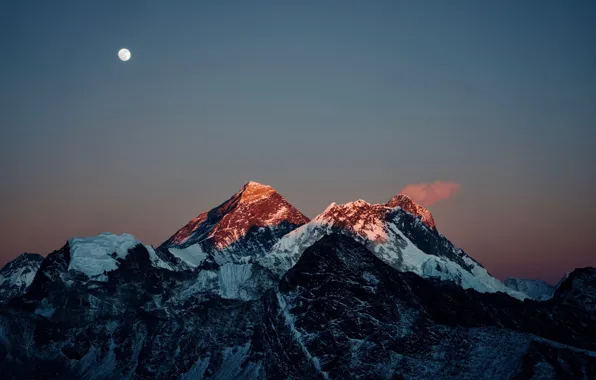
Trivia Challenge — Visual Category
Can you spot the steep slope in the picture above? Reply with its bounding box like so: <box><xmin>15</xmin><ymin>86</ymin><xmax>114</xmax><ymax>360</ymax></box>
<box><xmin>270</xmin><ymin>234</ymin><xmax>596</xmax><ymax>378</ymax></box>
<box><xmin>159</xmin><ymin>181</ymin><xmax>309</xmax><ymax>268</ymax></box>
<box><xmin>1</xmin><ymin>234</ymin><xmax>594</xmax><ymax>379</ymax></box>
<box><xmin>67</xmin><ymin>232</ymin><xmax>174</xmax><ymax>281</ymax></box>
<box><xmin>552</xmin><ymin>267</ymin><xmax>596</xmax><ymax>312</ymax></box>
<box><xmin>0</xmin><ymin>253</ymin><xmax>44</xmax><ymax>303</ymax></box>
<box><xmin>1</xmin><ymin>241</ymin><xmax>271</xmax><ymax>379</ymax></box>
<box><xmin>149</xmin><ymin>182</ymin><xmax>309</xmax><ymax>301</ymax></box>
<box><xmin>262</xmin><ymin>198</ymin><xmax>524</xmax><ymax>299</ymax></box>
<box><xmin>387</xmin><ymin>194</ymin><xmax>436</xmax><ymax>230</ymax></box>
<box><xmin>2</xmin><ymin>182</ymin><xmax>309</xmax><ymax>309</ymax></box>
<box><xmin>504</xmin><ymin>277</ymin><xmax>555</xmax><ymax>301</ymax></box>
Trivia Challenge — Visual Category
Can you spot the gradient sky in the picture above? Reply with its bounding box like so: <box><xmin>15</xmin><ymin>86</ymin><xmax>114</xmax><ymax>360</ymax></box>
<box><xmin>1</xmin><ymin>1</ymin><xmax>595</xmax><ymax>283</ymax></box>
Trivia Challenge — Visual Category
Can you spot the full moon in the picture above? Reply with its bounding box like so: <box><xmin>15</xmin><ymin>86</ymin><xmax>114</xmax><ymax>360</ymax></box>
<box><xmin>118</xmin><ymin>48</ymin><xmax>131</xmax><ymax>61</ymax></box>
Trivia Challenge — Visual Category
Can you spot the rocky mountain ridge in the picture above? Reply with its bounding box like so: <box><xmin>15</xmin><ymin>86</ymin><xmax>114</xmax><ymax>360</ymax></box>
<box><xmin>0</xmin><ymin>181</ymin><xmax>593</xmax><ymax>379</ymax></box>
<box><xmin>0</xmin><ymin>253</ymin><xmax>44</xmax><ymax>303</ymax></box>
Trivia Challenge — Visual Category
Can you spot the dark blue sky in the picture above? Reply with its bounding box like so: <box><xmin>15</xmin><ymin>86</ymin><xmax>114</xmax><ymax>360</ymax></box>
<box><xmin>1</xmin><ymin>1</ymin><xmax>595</xmax><ymax>282</ymax></box>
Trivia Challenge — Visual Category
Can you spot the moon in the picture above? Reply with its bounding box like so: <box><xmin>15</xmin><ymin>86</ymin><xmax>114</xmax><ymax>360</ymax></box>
<box><xmin>118</xmin><ymin>48</ymin><xmax>131</xmax><ymax>62</ymax></box>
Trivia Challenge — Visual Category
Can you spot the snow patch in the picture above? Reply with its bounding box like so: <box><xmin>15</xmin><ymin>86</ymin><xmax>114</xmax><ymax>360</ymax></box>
<box><xmin>260</xmin><ymin>220</ymin><xmax>328</xmax><ymax>277</ymax></box>
<box><xmin>0</xmin><ymin>265</ymin><xmax>37</xmax><ymax>289</ymax></box>
<box><xmin>276</xmin><ymin>291</ymin><xmax>329</xmax><ymax>379</ymax></box>
<box><xmin>34</xmin><ymin>299</ymin><xmax>56</xmax><ymax>318</ymax></box>
<box><xmin>504</xmin><ymin>278</ymin><xmax>554</xmax><ymax>300</ymax></box>
<box><xmin>168</xmin><ymin>244</ymin><xmax>208</xmax><ymax>268</ymax></box>
<box><xmin>266</xmin><ymin>206</ymin><xmax>288</xmax><ymax>224</ymax></box>
<box><xmin>144</xmin><ymin>245</ymin><xmax>174</xmax><ymax>270</ymax></box>
<box><xmin>68</xmin><ymin>233</ymin><xmax>140</xmax><ymax>280</ymax></box>
<box><xmin>218</xmin><ymin>263</ymin><xmax>253</xmax><ymax>299</ymax></box>
<box><xmin>264</xmin><ymin>200</ymin><xmax>527</xmax><ymax>300</ymax></box>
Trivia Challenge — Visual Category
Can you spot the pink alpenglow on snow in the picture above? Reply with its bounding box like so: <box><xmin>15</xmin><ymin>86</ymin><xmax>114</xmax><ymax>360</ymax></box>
<box><xmin>386</xmin><ymin>194</ymin><xmax>436</xmax><ymax>230</ymax></box>
<box><xmin>162</xmin><ymin>181</ymin><xmax>310</xmax><ymax>249</ymax></box>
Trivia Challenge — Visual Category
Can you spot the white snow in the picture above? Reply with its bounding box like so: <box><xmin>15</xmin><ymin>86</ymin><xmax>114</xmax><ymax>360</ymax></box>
<box><xmin>176</xmin><ymin>270</ymin><xmax>219</xmax><ymax>301</ymax></box>
<box><xmin>144</xmin><ymin>245</ymin><xmax>175</xmax><ymax>270</ymax></box>
<box><xmin>172</xmin><ymin>263</ymin><xmax>262</xmax><ymax>302</ymax></box>
<box><xmin>263</xmin><ymin>200</ymin><xmax>527</xmax><ymax>300</ymax></box>
<box><xmin>218</xmin><ymin>263</ymin><xmax>253</xmax><ymax>299</ymax></box>
<box><xmin>260</xmin><ymin>220</ymin><xmax>328</xmax><ymax>277</ymax></box>
<box><xmin>66</xmin><ymin>233</ymin><xmax>174</xmax><ymax>280</ymax></box>
<box><xmin>373</xmin><ymin>224</ymin><xmax>526</xmax><ymax>298</ymax></box>
<box><xmin>276</xmin><ymin>291</ymin><xmax>329</xmax><ymax>379</ymax></box>
<box><xmin>168</xmin><ymin>244</ymin><xmax>208</xmax><ymax>268</ymax></box>
<box><xmin>265</xmin><ymin>206</ymin><xmax>288</xmax><ymax>224</ymax></box>
<box><xmin>0</xmin><ymin>263</ymin><xmax>38</xmax><ymax>289</ymax></box>
<box><xmin>503</xmin><ymin>278</ymin><xmax>554</xmax><ymax>300</ymax></box>
<box><xmin>68</xmin><ymin>233</ymin><xmax>140</xmax><ymax>280</ymax></box>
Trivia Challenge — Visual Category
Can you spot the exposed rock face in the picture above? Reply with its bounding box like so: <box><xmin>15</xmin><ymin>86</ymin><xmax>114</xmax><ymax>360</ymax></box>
<box><xmin>161</xmin><ymin>181</ymin><xmax>309</xmax><ymax>253</ymax></box>
<box><xmin>0</xmin><ymin>235</ymin><xmax>594</xmax><ymax>379</ymax></box>
<box><xmin>387</xmin><ymin>194</ymin><xmax>436</xmax><ymax>230</ymax></box>
<box><xmin>0</xmin><ymin>253</ymin><xmax>44</xmax><ymax>303</ymax></box>
<box><xmin>552</xmin><ymin>267</ymin><xmax>596</xmax><ymax>312</ymax></box>
<box><xmin>262</xmin><ymin>199</ymin><xmax>523</xmax><ymax>299</ymax></box>
<box><xmin>149</xmin><ymin>182</ymin><xmax>311</xmax><ymax>301</ymax></box>
<box><xmin>1</xmin><ymin>182</ymin><xmax>594</xmax><ymax>379</ymax></box>
<box><xmin>273</xmin><ymin>234</ymin><xmax>596</xmax><ymax>378</ymax></box>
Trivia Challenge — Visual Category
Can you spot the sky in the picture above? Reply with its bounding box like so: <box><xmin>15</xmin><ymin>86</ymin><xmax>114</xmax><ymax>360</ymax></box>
<box><xmin>1</xmin><ymin>0</ymin><xmax>595</xmax><ymax>283</ymax></box>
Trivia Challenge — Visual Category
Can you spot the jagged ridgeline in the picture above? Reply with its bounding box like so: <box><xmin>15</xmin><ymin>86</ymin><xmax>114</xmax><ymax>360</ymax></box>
<box><xmin>1</xmin><ymin>182</ymin><xmax>594</xmax><ymax>379</ymax></box>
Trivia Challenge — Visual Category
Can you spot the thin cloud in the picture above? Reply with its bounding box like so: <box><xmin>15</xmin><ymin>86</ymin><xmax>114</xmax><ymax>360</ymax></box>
<box><xmin>400</xmin><ymin>181</ymin><xmax>460</xmax><ymax>207</ymax></box>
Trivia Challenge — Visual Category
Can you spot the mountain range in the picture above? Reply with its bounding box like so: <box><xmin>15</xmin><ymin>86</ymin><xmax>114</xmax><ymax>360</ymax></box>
<box><xmin>0</xmin><ymin>181</ymin><xmax>594</xmax><ymax>379</ymax></box>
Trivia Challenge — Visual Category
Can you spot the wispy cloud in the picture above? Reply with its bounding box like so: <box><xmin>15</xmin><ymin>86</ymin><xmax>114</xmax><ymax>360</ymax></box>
<box><xmin>400</xmin><ymin>181</ymin><xmax>460</xmax><ymax>206</ymax></box>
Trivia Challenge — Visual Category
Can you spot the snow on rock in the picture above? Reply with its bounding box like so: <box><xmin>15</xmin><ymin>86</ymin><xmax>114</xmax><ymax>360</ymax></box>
<box><xmin>0</xmin><ymin>253</ymin><xmax>44</xmax><ymax>302</ymax></box>
<box><xmin>160</xmin><ymin>181</ymin><xmax>309</xmax><ymax>252</ymax></box>
<box><xmin>276</xmin><ymin>291</ymin><xmax>329</xmax><ymax>379</ymax></box>
<box><xmin>179</xmin><ymin>343</ymin><xmax>262</xmax><ymax>380</ymax></box>
<box><xmin>167</xmin><ymin>245</ymin><xmax>208</xmax><ymax>268</ymax></box>
<box><xmin>551</xmin><ymin>267</ymin><xmax>596</xmax><ymax>312</ymax></box>
<box><xmin>67</xmin><ymin>233</ymin><xmax>176</xmax><ymax>279</ymax></box>
<box><xmin>68</xmin><ymin>233</ymin><xmax>144</xmax><ymax>280</ymax></box>
<box><xmin>264</xmin><ymin>200</ymin><xmax>526</xmax><ymax>299</ymax></box>
<box><xmin>259</xmin><ymin>220</ymin><xmax>328</xmax><ymax>277</ymax></box>
<box><xmin>218</xmin><ymin>263</ymin><xmax>253</xmax><ymax>299</ymax></box>
<box><xmin>504</xmin><ymin>277</ymin><xmax>555</xmax><ymax>301</ymax></box>
<box><xmin>144</xmin><ymin>245</ymin><xmax>175</xmax><ymax>270</ymax></box>
<box><xmin>170</xmin><ymin>262</ymin><xmax>272</xmax><ymax>302</ymax></box>
<box><xmin>387</xmin><ymin>194</ymin><xmax>436</xmax><ymax>230</ymax></box>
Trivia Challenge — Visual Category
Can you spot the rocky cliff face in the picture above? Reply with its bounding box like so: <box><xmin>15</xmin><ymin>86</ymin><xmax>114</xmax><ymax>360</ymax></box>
<box><xmin>160</xmin><ymin>181</ymin><xmax>309</xmax><ymax>261</ymax></box>
<box><xmin>272</xmin><ymin>234</ymin><xmax>596</xmax><ymax>378</ymax></box>
<box><xmin>0</xmin><ymin>235</ymin><xmax>594</xmax><ymax>379</ymax></box>
<box><xmin>261</xmin><ymin>199</ymin><xmax>523</xmax><ymax>299</ymax></box>
<box><xmin>387</xmin><ymin>194</ymin><xmax>436</xmax><ymax>230</ymax></box>
<box><xmin>0</xmin><ymin>253</ymin><xmax>44</xmax><ymax>303</ymax></box>
<box><xmin>1</xmin><ymin>182</ymin><xmax>594</xmax><ymax>379</ymax></box>
<box><xmin>552</xmin><ymin>267</ymin><xmax>596</xmax><ymax>313</ymax></box>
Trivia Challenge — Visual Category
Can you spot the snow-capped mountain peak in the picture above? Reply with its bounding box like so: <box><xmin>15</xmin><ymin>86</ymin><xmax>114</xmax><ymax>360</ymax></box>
<box><xmin>313</xmin><ymin>200</ymin><xmax>390</xmax><ymax>243</ymax></box>
<box><xmin>387</xmin><ymin>193</ymin><xmax>436</xmax><ymax>230</ymax></box>
<box><xmin>237</xmin><ymin>181</ymin><xmax>276</xmax><ymax>203</ymax></box>
<box><xmin>0</xmin><ymin>252</ymin><xmax>44</xmax><ymax>302</ymax></box>
<box><xmin>160</xmin><ymin>182</ymin><xmax>309</xmax><ymax>264</ymax></box>
<box><xmin>263</xmin><ymin>197</ymin><xmax>525</xmax><ymax>299</ymax></box>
